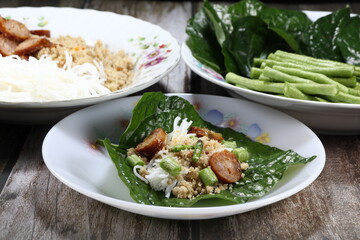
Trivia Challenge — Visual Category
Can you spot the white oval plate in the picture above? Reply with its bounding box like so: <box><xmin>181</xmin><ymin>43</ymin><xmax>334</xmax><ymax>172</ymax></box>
<box><xmin>181</xmin><ymin>10</ymin><xmax>360</xmax><ymax>135</ymax></box>
<box><xmin>42</xmin><ymin>94</ymin><xmax>325</xmax><ymax>220</ymax></box>
<box><xmin>0</xmin><ymin>7</ymin><xmax>180</xmax><ymax>124</ymax></box>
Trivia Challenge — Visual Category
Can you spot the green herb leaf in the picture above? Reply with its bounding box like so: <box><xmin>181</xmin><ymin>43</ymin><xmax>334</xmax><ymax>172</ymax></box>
<box><xmin>299</xmin><ymin>7</ymin><xmax>350</xmax><ymax>62</ymax></box>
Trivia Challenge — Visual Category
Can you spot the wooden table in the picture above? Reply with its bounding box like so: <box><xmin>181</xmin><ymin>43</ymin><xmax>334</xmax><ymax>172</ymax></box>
<box><xmin>0</xmin><ymin>1</ymin><xmax>359</xmax><ymax>239</ymax></box>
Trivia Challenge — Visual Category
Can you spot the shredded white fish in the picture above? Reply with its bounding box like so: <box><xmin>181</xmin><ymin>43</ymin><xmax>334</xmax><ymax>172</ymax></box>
<box><xmin>134</xmin><ymin>117</ymin><xmax>194</xmax><ymax>198</ymax></box>
<box><xmin>145</xmin><ymin>163</ymin><xmax>171</xmax><ymax>192</ymax></box>
<box><xmin>0</xmin><ymin>54</ymin><xmax>110</xmax><ymax>102</ymax></box>
<box><xmin>165</xmin><ymin>179</ymin><xmax>178</xmax><ymax>198</ymax></box>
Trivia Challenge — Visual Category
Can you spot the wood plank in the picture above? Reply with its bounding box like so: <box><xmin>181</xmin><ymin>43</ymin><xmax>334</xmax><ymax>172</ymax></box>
<box><xmin>0</xmin><ymin>124</ymin><xmax>191</xmax><ymax>239</ymax></box>
<box><xmin>0</xmin><ymin>124</ymin><xmax>30</xmax><ymax>192</ymax></box>
<box><xmin>198</xmin><ymin>135</ymin><xmax>360</xmax><ymax>239</ymax></box>
<box><xmin>86</xmin><ymin>0</ymin><xmax>193</xmax><ymax>94</ymax></box>
<box><xmin>0</xmin><ymin>126</ymin><xmax>91</xmax><ymax>239</ymax></box>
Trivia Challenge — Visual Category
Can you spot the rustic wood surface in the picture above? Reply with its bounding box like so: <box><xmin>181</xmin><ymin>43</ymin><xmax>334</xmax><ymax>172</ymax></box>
<box><xmin>0</xmin><ymin>1</ymin><xmax>359</xmax><ymax>239</ymax></box>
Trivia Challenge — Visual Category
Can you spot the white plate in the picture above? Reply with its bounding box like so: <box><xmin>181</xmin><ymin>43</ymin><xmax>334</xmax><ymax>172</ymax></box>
<box><xmin>181</xmin><ymin>10</ymin><xmax>360</xmax><ymax>135</ymax></box>
<box><xmin>42</xmin><ymin>94</ymin><xmax>325</xmax><ymax>220</ymax></box>
<box><xmin>0</xmin><ymin>7</ymin><xmax>180</xmax><ymax>124</ymax></box>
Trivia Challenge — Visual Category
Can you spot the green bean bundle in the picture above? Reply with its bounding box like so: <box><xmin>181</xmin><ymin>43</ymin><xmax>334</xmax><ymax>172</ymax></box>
<box><xmin>226</xmin><ymin>50</ymin><xmax>360</xmax><ymax>104</ymax></box>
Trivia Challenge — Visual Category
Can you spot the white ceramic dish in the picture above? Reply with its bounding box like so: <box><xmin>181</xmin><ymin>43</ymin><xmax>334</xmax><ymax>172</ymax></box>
<box><xmin>0</xmin><ymin>7</ymin><xmax>180</xmax><ymax>124</ymax></box>
<box><xmin>181</xmin><ymin>10</ymin><xmax>360</xmax><ymax>135</ymax></box>
<box><xmin>42</xmin><ymin>94</ymin><xmax>325</xmax><ymax>220</ymax></box>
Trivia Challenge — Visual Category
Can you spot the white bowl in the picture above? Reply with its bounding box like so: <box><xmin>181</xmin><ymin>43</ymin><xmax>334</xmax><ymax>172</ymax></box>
<box><xmin>42</xmin><ymin>93</ymin><xmax>325</xmax><ymax>220</ymax></box>
<box><xmin>181</xmin><ymin>11</ymin><xmax>360</xmax><ymax>135</ymax></box>
<box><xmin>0</xmin><ymin>7</ymin><xmax>180</xmax><ymax>124</ymax></box>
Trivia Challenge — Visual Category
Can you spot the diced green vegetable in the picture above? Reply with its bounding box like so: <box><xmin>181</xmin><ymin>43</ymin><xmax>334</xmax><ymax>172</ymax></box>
<box><xmin>232</xmin><ymin>147</ymin><xmax>250</xmax><ymax>162</ymax></box>
<box><xmin>199</xmin><ymin>168</ymin><xmax>218</xmax><ymax>186</ymax></box>
<box><xmin>125</xmin><ymin>154</ymin><xmax>145</xmax><ymax>168</ymax></box>
<box><xmin>171</xmin><ymin>144</ymin><xmax>194</xmax><ymax>152</ymax></box>
<box><xmin>222</xmin><ymin>140</ymin><xmax>237</xmax><ymax>149</ymax></box>
<box><xmin>160</xmin><ymin>157</ymin><xmax>182</xmax><ymax>176</ymax></box>
<box><xmin>192</xmin><ymin>140</ymin><xmax>204</xmax><ymax>162</ymax></box>
<box><xmin>189</xmin><ymin>136</ymin><xmax>199</xmax><ymax>140</ymax></box>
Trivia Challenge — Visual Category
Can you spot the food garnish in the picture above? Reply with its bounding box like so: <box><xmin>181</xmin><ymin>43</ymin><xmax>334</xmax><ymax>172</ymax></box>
<box><xmin>98</xmin><ymin>92</ymin><xmax>316</xmax><ymax>207</ymax></box>
<box><xmin>0</xmin><ymin>15</ymin><xmax>133</xmax><ymax>102</ymax></box>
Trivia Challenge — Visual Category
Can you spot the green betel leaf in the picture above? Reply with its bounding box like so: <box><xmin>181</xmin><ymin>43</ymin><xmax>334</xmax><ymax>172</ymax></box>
<box><xmin>119</xmin><ymin>92</ymin><xmax>165</xmax><ymax>145</ymax></box>
<box><xmin>185</xmin><ymin>7</ymin><xmax>225</xmax><ymax>74</ymax></box>
<box><xmin>299</xmin><ymin>7</ymin><xmax>351</xmax><ymax>62</ymax></box>
<box><xmin>223</xmin><ymin>16</ymin><xmax>292</xmax><ymax>77</ymax></box>
<box><xmin>101</xmin><ymin>92</ymin><xmax>316</xmax><ymax>207</ymax></box>
<box><xmin>336</xmin><ymin>15</ymin><xmax>360</xmax><ymax>66</ymax></box>
<box><xmin>260</xmin><ymin>7</ymin><xmax>312</xmax><ymax>52</ymax></box>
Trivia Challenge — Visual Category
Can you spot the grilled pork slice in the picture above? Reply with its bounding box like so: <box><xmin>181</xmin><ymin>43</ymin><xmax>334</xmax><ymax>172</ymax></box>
<box><xmin>14</xmin><ymin>37</ymin><xmax>53</xmax><ymax>56</ymax></box>
<box><xmin>0</xmin><ymin>16</ymin><xmax>30</xmax><ymax>42</ymax></box>
<box><xmin>188</xmin><ymin>126</ymin><xmax>224</xmax><ymax>142</ymax></box>
<box><xmin>135</xmin><ymin>128</ymin><xmax>167</xmax><ymax>159</ymax></box>
<box><xmin>30</xmin><ymin>29</ymin><xmax>51</xmax><ymax>38</ymax></box>
<box><xmin>0</xmin><ymin>34</ymin><xmax>18</xmax><ymax>56</ymax></box>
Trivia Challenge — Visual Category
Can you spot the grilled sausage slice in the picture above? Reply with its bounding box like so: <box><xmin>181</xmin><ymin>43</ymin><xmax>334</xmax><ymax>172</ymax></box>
<box><xmin>0</xmin><ymin>34</ymin><xmax>18</xmax><ymax>56</ymax></box>
<box><xmin>135</xmin><ymin>128</ymin><xmax>167</xmax><ymax>159</ymax></box>
<box><xmin>0</xmin><ymin>16</ymin><xmax>30</xmax><ymax>42</ymax></box>
<box><xmin>14</xmin><ymin>37</ymin><xmax>53</xmax><ymax>56</ymax></box>
<box><xmin>209</xmin><ymin>150</ymin><xmax>241</xmax><ymax>183</ymax></box>
<box><xmin>30</xmin><ymin>29</ymin><xmax>51</xmax><ymax>38</ymax></box>
<box><xmin>188</xmin><ymin>126</ymin><xmax>224</xmax><ymax>142</ymax></box>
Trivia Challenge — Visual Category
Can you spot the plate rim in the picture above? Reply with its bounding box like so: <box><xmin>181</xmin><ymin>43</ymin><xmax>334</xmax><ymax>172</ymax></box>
<box><xmin>42</xmin><ymin>93</ymin><xmax>326</xmax><ymax>220</ymax></box>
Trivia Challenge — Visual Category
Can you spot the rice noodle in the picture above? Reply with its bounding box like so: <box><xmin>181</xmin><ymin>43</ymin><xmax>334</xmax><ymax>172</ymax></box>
<box><xmin>0</xmin><ymin>54</ymin><xmax>110</xmax><ymax>102</ymax></box>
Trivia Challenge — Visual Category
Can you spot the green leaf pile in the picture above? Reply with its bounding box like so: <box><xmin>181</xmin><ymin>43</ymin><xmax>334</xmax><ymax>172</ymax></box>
<box><xmin>100</xmin><ymin>92</ymin><xmax>316</xmax><ymax>207</ymax></box>
<box><xmin>186</xmin><ymin>0</ymin><xmax>359</xmax><ymax>77</ymax></box>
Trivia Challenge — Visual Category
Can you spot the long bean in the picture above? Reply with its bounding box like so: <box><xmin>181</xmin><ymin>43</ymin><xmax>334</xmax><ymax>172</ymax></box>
<box><xmin>325</xmin><ymin>92</ymin><xmax>360</xmax><ymax>104</ymax></box>
<box><xmin>274</xmin><ymin>50</ymin><xmax>360</xmax><ymax>77</ymax></box>
<box><xmin>331</xmin><ymin>76</ymin><xmax>357</xmax><ymax>88</ymax></box>
<box><xmin>289</xmin><ymin>83</ymin><xmax>338</xmax><ymax>96</ymax></box>
<box><xmin>272</xmin><ymin>65</ymin><xmax>349</xmax><ymax>93</ymax></box>
<box><xmin>250</xmin><ymin>67</ymin><xmax>263</xmax><ymax>79</ymax></box>
<box><xmin>262</xmin><ymin>58</ymin><xmax>354</xmax><ymax>77</ymax></box>
<box><xmin>226</xmin><ymin>73</ymin><xmax>284</xmax><ymax>94</ymax></box>
<box><xmin>227</xmin><ymin>50</ymin><xmax>360</xmax><ymax>104</ymax></box>
<box><xmin>192</xmin><ymin>140</ymin><xmax>204</xmax><ymax>162</ymax></box>
<box><xmin>171</xmin><ymin>144</ymin><xmax>194</xmax><ymax>152</ymax></box>
<box><xmin>283</xmin><ymin>83</ymin><xmax>315</xmax><ymax>101</ymax></box>
<box><xmin>262</xmin><ymin>66</ymin><xmax>313</xmax><ymax>83</ymax></box>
